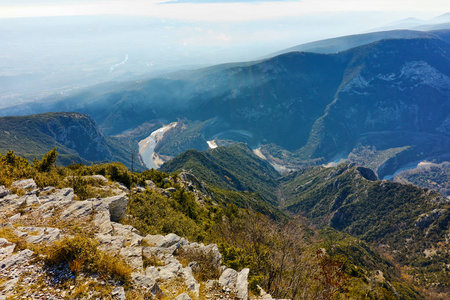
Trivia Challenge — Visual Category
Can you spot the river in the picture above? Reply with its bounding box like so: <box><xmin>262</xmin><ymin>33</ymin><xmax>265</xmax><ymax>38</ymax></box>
<box><xmin>138</xmin><ymin>122</ymin><xmax>177</xmax><ymax>169</ymax></box>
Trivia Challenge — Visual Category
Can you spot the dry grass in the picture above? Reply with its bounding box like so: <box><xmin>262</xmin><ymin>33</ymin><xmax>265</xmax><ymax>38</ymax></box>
<box><xmin>176</xmin><ymin>247</ymin><xmax>221</xmax><ymax>282</ymax></box>
<box><xmin>143</xmin><ymin>254</ymin><xmax>165</xmax><ymax>268</ymax></box>
<box><xmin>158</xmin><ymin>277</ymin><xmax>196</xmax><ymax>300</ymax></box>
<box><xmin>42</xmin><ymin>234</ymin><xmax>132</xmax><ymax>285</ymax></box>
<box><xmin>0</xmin><ymin>227</ymin><xmax>30</xmax><ymax>252</ymax></box>
<box><xmin>69</xmin><ymin>280</ymin><xmax>115</xmax><ymax>299</ymax></box>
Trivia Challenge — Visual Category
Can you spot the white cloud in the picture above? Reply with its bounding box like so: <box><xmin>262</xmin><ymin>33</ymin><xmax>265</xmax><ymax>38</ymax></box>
<box><xmin>1</xmin><ymin>0</ymin><xmax>449</xmax><ymax>20</ymax></box>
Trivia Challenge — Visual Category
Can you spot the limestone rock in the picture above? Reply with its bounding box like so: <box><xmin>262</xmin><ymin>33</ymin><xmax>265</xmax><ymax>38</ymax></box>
<box><xmin>255</xmin><ymin>285</ymin><xmax>273</xmax><ymax>299</ymax></box>
<box><xmin>60</xmin><ymin>199</ymin><xmax>100</xmax><ymax>220</ymax></box>
<box><xmin>0</xmin><ymin>278</ymin><xmax>19</xmax><ymax>294</ymax></box>
<box><xmin>0</xmin><ymin>194</ymin><xmax>19</xmax><ymax>210</ymax></box>
<box><xmin>219</xmin><ymin>268</ymin><xmax>238</xmax><ymax>290</ymax></box>
<box><xmin>145</xmin><ymin>266</ymin><xmax>160</xmax><ymax>281</ymax></box>
<box><xmin>143</xmin><ymin>233</ymin><xmax>185</xmax><ymax>248</ymax></box>
<box><xmin>119</xmin><ymin>247</ymin><xmax>143</xmax><ymax>271</ymax></box>
<box><xmin>0</xmin><ymin>238</ymin><xmax>11</xmax><ymax>247</ymax></box>
<box><xmin>0</xmin><ymin>249</ymin><xmax>33</xmax><ymax>270</ymax></box>
<box><xmin>219</xmin><ymin>267</ymin><xmax>249</xmax><ymax>299</ymax></box>
<box><xmin>38</xmin><ymin>188</ymin><xmax>74</xmax><ymax>210</ymax></box>
<box><xmin>143</xmin><ymin>245</ymin><xmax>178</xmax><ymax>261</ymax></box>
<box><xmin>0</xmin><ymin>244</ymin><xmax>15</xmax><ymax>260</ymax></box>
<box><xmin>103</xmin><ymin>195</ymin><xmax>128</xmax><ymax>222</ymax></box>
<box><xmin>178</xmin><ymin>172</ymin><xmax>213</xmax><ymax>201</ymax></box>
<box><xmin>145</xmin><ymin>180</ymin><xmax>158</xmax><ymax>189</ymax></box>
<box><xmin>94</xmin><ymin>205</ymin><xmax>113</xmax><ymax>235</ymax></box>
<box><xmin>158</xmin><ymin>260</ymin><xmax>183</xmax><ymax>280</ymax></box>
<box><xmin>132</xmin><ymin>273</ymin><xmax>162</xmax><ymax>296</ymax></box>
<box><xmin>11</xmin><ymin>179</ymin><xmax>37</xmax><ymax>190</ymax></box>
<box><xmin>17</xmin><ymin>227</ymin><xmax>60</xmax><ymax>244</ymax></box>
<box><xmin>19</xmin><ymin>194</ymin><xmax>40</xmax><ymax>206</ymax></box>
<box><xmin>236</xmin><ymin>268</ymin><xmax>250</xmax><ymax>300</ymax></box>
<box><xmin>205</xmin><ymin>279</ymin><xmax>219</xmax><ymax>291</ymax></box>
<box><xmin>112</xmin><ymin>223</ymin><xmax>143</xmax><ymax>247</ymax></box>
<box><xmin>181</xmin><ymin>242</ymin><xmax>222</xmax><ymax>268</ymax></box>
<box><xmin>174</xmin><ymin>292</ymin><xmax>192</xmax><ymax>300</ymax></box>
<box><xmin>8</xmin><ymin>213</ymin><xmax>21</xmax><ymax>222</ymax></box>
<box><xmin>0</xmin><ymin>186</ymin><xmax>10</xmax><ymax>198</ymax></box>
<box><xmin>111</xmin><ymin>286</ymin><xmax>126</xmax><ymax>300</ymax></box>
<box><xmin>182</xmin><ymin>266</ymin><xmax>200</xmax><ymax>297</ymax></box>
<box><xmin>97</xmin><ymin>235</ymin><xmax>126</xmax><ymax>255</ymax></box>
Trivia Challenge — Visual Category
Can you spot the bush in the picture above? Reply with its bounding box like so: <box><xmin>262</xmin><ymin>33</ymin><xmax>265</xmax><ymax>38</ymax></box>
<box><xmin>44</xmin><ymin>234</ymin><xmax>131</xmax><ymax>284</ymax></box>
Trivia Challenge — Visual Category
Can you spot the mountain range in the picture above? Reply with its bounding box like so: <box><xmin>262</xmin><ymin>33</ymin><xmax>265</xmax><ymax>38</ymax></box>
<box><xmin>2</xmin><ymin>31</ymin><xmax>450</xmax><ymax>179</ymax></box>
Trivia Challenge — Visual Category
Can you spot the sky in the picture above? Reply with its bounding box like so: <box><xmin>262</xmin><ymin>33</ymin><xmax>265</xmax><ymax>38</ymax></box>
<box><xmin>1</xmin><ymin>0</ymin><xmax>449</xmax><ymax>21</ymax></box>
<box><xmin>1</xmin><ymin>0</ymin><xmax>450</xmax><ymax>105</ymax></box>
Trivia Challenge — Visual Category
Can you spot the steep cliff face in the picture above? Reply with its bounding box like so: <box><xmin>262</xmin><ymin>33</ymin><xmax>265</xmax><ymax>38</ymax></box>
<box><xmin>300</xmin><ymin>38</ymin><xmax>450</xmax><ymax>160</ymax></box>
<box><xmin>37</xmin><ymin>112</ymin><xmax>113</xmax><ymax>162</ymax></box>
<box><xmin>0</xmin><ymin>112</ymin><xmax>114</xmax><ymax>164</ymax></box>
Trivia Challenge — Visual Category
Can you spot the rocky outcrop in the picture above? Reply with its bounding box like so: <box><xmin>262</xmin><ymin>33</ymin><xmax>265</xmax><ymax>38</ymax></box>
<box><xmin>219</xmin><ymin>268</ymin><xmax>250</xmax><ymax>299</ymax></box>
<box><xmin>11</xmin><ymin>179</ymin><xmax>37</xmax><ymax>190</ymax></box>
<box><xmin>0</xmin><ymin>186</ymin><xmax>10</xmax><ymax>198</ymax></box>
<box><xmin>0</xmin><ymin>177</ymin><xmax>262</xmax><ymax>300</ymax></box>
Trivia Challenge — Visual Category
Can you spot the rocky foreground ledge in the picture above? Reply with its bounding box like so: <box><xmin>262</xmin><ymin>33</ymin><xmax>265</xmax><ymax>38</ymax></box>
<box><xmin>0</xmin><ymin>178</ymin><xmax>279</xmax><ymax>300</ymax></box>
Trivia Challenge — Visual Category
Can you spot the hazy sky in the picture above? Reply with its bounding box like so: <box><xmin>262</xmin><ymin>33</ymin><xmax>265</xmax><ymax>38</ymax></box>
<box><xmin>1</xmin><ymin>0</ymin><xmax>449</xmax><ymax>20</ymax></box>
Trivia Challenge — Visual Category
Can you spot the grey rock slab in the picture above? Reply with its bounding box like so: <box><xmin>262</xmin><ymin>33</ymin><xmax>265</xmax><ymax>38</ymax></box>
<box><xmin>17</xmin><ymin>227</ymin><xmax>61</xmax><ymax>244</ymax></box>
<box><xmin>181</xmin><ymin>243</ymin><xmax>222</xmax><ymax>268</ymax></box>
<box><xmin>0</xmin><ymin>186</ymin><xmax>10</xmax><ymax>198</ymax></box>
<box><xmin>145</xmin><ymin>180</ymin><xmax>157</xmax><ymax>189</ymax></box>
<box><xmin>119</xmin><ymin>247</ymin><xmax>143</xmax><ymax>271</ymax></box>
<box><xmin>182</xmin><ymin>266</ymin><xmax>200</xmax><ymax>297</ymax></box>
<box><xmin>174</xmin><ymin>292</ymin><xmax>192</xmax><ymax>300</ymax></box>
<box><xmin>257</xmin><ymin>285</ymin><xmax>274</xmax><ymax>299</ymax></box>
<box><xmin>236</xmin><ymin>268</ymin><xmax>249</xmax><ymax>300</ymax></box>
<box><xmin>60</xmin><ymin>198</ymin><xmax>106</xmax><ymax>220</ymax></box>
<box><xmin>11</xmin><ymin>179</ymin><xmax>37</xmax><ymax>190</ymax></box>
<box><xmin>0</xmin><ymin>194</ymin><xmax>19</xmax><ymax>210</ymax></box>
<box><xmin>0</xmin><ymin>238</ymin><xmax>11</xmax><ymax>247</ymax></box>
<box><xmin>38</xmin><ymin>188</ymin><xmax>74</xmax><ymax>210</ymax></box>
<box><xmin>144</xmin><ymin>260</ymin><xmax>183</xmax><ymax>281</ymax></box>
<box><xmin>142</xmin><ymin>245</ymin><xmax>177</xmax><ymax>261</ymax></box>
<box><xmin>97</xmin><ymin>235</ymin><xmax>126</xmax><ymax>255</ymax></box>
<box><xmin>158</xmin><ymin>260</ymin><xmax>183</xmax><ymax>281</ymax></box>
<box><xmin>94</xmin><ymin>206</ymin><xmax>113</xmax><ymax>235</ymax></box>
<box><xmin>142</xmin><ymin>234</ymin><xmax>164</xmax><ymax>247</ymax></box>
<box><xmin>103</xmin><ymin>195</ymin><xmax>128</xmax><ymax>222</ymax></box>
<box><xmin>0</xmin><ymin>245</ymin><xmax>15</xmax><ymax>260</ymax></box>
<box><xmin>25</xmin><ymin>188</ymin><xmax>39</xmax><ymax>195</ymax></box>
<box><xmin>131</xmin><ymin>273</ymin><xmax>162</xmax><ymax>296</ymax></box>
<box><xmin>143</xmin><ymin>233</ymin><xmax>184</xmax><ymax>248</ymax></box>
<box><xmin>0</xmin><ymin>249</ymin><xmax>33</xmax><ymax>270</ymax></box>
<box><xmin>145</xmin><ymin>266</ymin><xmax>160</xmax><ymax>281</ymax></box>
<box><xmin>112</xmin><ymin>223</ymin><xmax>142</xmax><ymax>247</ymax></box>
<box><xmin>219</xmin><ymin>268</ymin><xmax>238</xmax><ymax>290</ymax></box>
<box><xmin>41</xmin><ymin>186</ymin><xmax>55</xmax><ymax>192</ymax></box>
<box><xmin>19</xmin><ymin>194</ymin><xmax>40</xmax><ymax>206</ymax></box>
<box><xmin>111</xmin><ymin>286</ymin><xmax>126</xmax><ymax>300</ymax></box>
<box><xmin>165</xmin><ymin>187</ymin><xmax>177</xmax><ymax>193</ymax></box>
